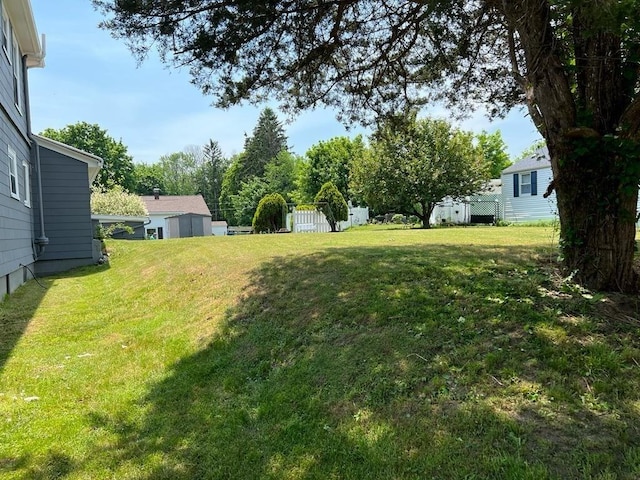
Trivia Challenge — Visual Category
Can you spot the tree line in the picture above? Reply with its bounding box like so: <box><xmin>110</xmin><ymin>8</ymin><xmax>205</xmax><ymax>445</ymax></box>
<box><xmin>40</xmin><ymin>108</ymin><xmax>513</xmax><ymax>229</ymax></box>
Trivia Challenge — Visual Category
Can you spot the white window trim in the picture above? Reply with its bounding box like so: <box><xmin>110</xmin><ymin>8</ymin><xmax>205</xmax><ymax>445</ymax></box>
<box><xmin>12</xmin><ymin>32</ymin><xmax>22</xmax><ymax>113</ymax></box>
<box><xmin>22</xmin><ymin>160</ymin><xmax>30</xmax><ymax>207</ymax></box>
<box><xmin>8</xmin><ymin>145</ymin><xmax>19</xmax><ymax>200</ymax></box>
<box><xmin>520</xmin><ymin>172</ymin><xmax>532</xmax><ymax>196</ymax></box>
<box><xmin>1</xmin><ymin>5</ymin><xmax>10</xmax><ymax>63</ymax></box>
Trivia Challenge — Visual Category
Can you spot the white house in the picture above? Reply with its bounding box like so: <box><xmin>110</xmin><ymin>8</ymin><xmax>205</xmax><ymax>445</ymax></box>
<box><xmin>140</xmin><ymin>193</ymin><xmax>212</xmax><ymax>239</ymax></box>
<box><xmin>501</xmin><ymin>148</ymin><xmax>558</xmax><ymax>223</ymax></box>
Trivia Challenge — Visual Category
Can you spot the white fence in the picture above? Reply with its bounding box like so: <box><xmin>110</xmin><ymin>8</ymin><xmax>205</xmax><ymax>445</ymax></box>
<box><xmin>287</xmin><ymin>206</ymin><xmax>369</xmax><ymax>233</ymax></box>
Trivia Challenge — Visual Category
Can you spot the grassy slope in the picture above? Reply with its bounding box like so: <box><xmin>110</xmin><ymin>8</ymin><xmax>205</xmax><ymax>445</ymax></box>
<box><xmin>1</xmin><ymin>226</ymin><xmax>639</xmax><ymax>479</ymax></box>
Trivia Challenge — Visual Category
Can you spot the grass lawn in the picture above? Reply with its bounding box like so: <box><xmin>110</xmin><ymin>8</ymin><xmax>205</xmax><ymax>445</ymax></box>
<box><xmin>1</xmin><ymin>225</ymin><xmax>639</xmax><ymax>479</ymax></box>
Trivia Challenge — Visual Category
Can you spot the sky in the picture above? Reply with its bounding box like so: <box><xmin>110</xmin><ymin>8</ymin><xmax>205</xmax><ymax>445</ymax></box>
<box><xmin>28</xmin><ymin>0</ymin><xmax>542</xmax><ymax>165</ymax></box>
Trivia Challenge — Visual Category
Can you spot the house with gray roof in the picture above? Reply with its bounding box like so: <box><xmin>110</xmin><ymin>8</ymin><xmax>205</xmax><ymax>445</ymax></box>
<box><xmin>140</xmin><ymin>192</ymin><xmax>212</xmax><ymax>239</ymax></box>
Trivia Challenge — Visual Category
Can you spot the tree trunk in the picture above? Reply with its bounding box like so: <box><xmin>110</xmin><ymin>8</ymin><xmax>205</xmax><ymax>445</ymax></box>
<box><xmin>415</xmin><ymin>201</ymin><xmax>433</xmax><ymax>229</ymax></box>
<box><xmin>551</xmin><ymin>142</ymin><xmax>639</xmax><ymax>292</ymax></box>
<box><xmin>500</xmin><ymin>1</ymin><xmax>640</xmax><ymax>292</ymax></box>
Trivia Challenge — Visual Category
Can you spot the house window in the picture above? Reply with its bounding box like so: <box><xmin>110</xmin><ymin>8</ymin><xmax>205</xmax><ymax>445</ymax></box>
<box><xmin>1</xmin><ymin>5</ymin><xmax>10</xmax><ymax>62</ymax></box>
<box><xmin>22</xmin><ymin>160</ymin><xmax>30</xmax><ymax>207</ymax></box>
<box><xmin>8</xmin><ymin>145</ymin><xmax>19</xmax><ymax>199</ymax></box>
<box><xmin>520</xmin><ymin>173</ymin><xmax>532</xmax><ymax>195</ymax></box>
<box><xmin>512</xmin><ymin>171</ymin><xmax>537</xmax><ymax>197</ymax></box>
<box><xmin>12</xmin><ymin>33</ymin><xmax>22</xmax><ymax>112</ymax></box>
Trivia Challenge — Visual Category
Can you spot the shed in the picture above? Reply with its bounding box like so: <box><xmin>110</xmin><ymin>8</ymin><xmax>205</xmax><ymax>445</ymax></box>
<box><xmin>166</xmin><ymin>213</ymin><xmax>211</xmax><ymax>238</ymax></box>
<box><xmin>140</xmin><ymin>194</ymin><xmax>212</xmax><ymax>239</ymax></box>
<box><xmin>211</xmin><ymin>220</ymin><xmax>228</xmax><ymax>236</ymax></box>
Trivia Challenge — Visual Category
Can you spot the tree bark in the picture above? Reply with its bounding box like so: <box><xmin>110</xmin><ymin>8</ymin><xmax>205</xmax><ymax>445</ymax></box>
<box><xmin>552</xmin><ymin>139</ymin><xmax>639</xmax><ymax>292</ymax></box>
<box><xmin>501</xmin><ymin>0</ymin><xmax>640</xmax><ymax>292</ymax></box>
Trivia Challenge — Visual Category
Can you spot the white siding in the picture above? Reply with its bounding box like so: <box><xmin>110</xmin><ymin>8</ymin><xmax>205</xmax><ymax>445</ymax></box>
<box><xmin>502</xmin><ymin>167</ymin><xmax>557</xmax><ymax>223</ymax></box>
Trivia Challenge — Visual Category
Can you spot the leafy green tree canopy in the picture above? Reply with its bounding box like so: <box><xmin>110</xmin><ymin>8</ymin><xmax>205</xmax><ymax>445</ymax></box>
<box><xmin>252</xmin><ymin>193</ymin><xmax>287</xmax><ymax>233</ymax></box>
<box><xmin>476</xmin><ymin>131</ymin><xmax>512</xmax><ymax>178</ymax></box>
<box><xmin>298</xmin><ymin>136</ymin><xmax>366</xmax><ymax>203</ymax></box>
<box><xmin>132</xmin><ymin>162</ymin><xmax>166</xmax><ymax>195</ymax></box>
<box><xmin>354</xmin><ymin>116</ymin><xmax>489</xmax><ymax>228</ymax></box>
<box><xmin>314</xmin><ymin>181</ymin><xmax>348</xmax><ymax>233</ymax></box>
<box><xmin>41</xmin><ymin>122</ymin><xmax>135</xmax><ymax>191</ymax></box>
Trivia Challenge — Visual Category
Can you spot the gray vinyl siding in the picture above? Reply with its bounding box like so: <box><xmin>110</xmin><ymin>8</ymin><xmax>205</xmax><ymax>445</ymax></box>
<box><xmin>0</xmin><ymin>6</ymin><xmax>36</xmax><ymax>295</ymax></box>
<box><xmin>502</xmin><ymin>167</ymin><xmax>558</xmax><ymax>223</ymax></box>
<box><xmin>33</xmin><ymin>146</ymin><xmax>94</xmax><ymax>264</ymax></box>
<box><xmin>0</xmin><ymin>105</ymin><xmax>33</xmax><ymax>280</ymax></box>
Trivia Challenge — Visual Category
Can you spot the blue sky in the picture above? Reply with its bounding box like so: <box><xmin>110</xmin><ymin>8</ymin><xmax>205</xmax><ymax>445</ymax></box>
<box><xmin>28</xmin><ymin>0</ymin><xmax>542</xmax><ymax>165</ymax></box>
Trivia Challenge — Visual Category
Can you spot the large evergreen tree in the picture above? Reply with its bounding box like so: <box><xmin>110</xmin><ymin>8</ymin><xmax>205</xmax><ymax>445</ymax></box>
<box><xmin>94</xmin><ymin>0</ymin><xmax>640</xmax><ymax>291</ymax></box>
<box><xmin>197</xmin><ymin>140</ymin><xmax>228</xmax><ymax>219</ymax></box>
<box><xmin>242</xmin><ymin>107</ymin><xmax>289</xmax><ymax>179</ymax></box>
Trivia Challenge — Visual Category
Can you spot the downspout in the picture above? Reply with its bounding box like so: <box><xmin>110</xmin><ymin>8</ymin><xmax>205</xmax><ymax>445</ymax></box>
<box><xmin>24</xmin><ymin>46</ymin><xmax>48</xmax><ymax>256</ymax></box>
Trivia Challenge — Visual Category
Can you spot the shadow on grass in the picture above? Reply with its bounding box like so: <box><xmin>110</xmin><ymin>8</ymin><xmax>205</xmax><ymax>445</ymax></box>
<box><xmin>87</xmin><ymin>245</ymin><xmax>639</xmax><ymax>479</ymax></box>
<box><xmin>0</xmin><ymin>278</ymin><xmax>50</xmax><ymax>373</ymax></box>
<box><xmin>0</xmin><ymin>262</ymin><xmax>110</xmax><ymax>372</ymax></box>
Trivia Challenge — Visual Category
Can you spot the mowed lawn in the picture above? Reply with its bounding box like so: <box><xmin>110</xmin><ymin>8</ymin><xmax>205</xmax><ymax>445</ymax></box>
<box><xmin>1</xmin><ymin>226</ymin><xmax>639</xmax><ymax>479</ymax></box>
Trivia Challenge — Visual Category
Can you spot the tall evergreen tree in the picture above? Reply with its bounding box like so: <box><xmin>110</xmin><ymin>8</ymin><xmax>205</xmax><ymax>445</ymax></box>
<box><xmin>197</xmin><ymin>140</ymin><xmax>228</xmax><ymax>220</ymax></box>
<box><xmin>242</xmin><ymin>107</ymin><xmax>288</xmax><ymax>179</ymax></box>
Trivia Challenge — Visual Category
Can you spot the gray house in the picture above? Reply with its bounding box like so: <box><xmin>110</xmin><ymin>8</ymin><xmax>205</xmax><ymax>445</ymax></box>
<box><xmin>1</xmin><ymin>0</ymin><xmax>102</xmax><ymax>297</ymax></box>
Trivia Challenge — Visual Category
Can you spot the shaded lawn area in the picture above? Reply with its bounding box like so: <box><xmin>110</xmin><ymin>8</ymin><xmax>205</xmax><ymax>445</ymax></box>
<box><xmin>1</xmin><ymin>228</ymin><xmax>639</xmax><ymax>479</ymax></box>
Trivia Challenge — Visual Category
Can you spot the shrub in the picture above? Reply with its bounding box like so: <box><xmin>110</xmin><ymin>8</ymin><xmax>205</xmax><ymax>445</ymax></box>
<box><xmin>392</xmin><ymin>213</ymin><xmax>405</xmax><ymax>224</ymax></box>
<box><xmin>314</xmin><ymin>182</ymin><xmax>348</xmax><ymax>232</ymax></box>
<box><xmin>252</xmin><ymin>193</ymin><xmax>287</xmax><ymax>233</ymax></box>
<box><xmin>295</xmin><ymin>204</ymin><xmax>316</xmax><ymax>211</ymax></box>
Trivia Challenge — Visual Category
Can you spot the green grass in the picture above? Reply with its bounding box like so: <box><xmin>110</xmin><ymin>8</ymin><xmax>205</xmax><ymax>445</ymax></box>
<box><xmin>1</xmin><ymin>226</ymin><xmax>639</xmax><ymax>479</ymax></box>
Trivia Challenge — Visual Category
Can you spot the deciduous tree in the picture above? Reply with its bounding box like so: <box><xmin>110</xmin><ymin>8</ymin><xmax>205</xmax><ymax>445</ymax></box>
<box><xmin>132</xmin><ymin>162</ymin><xmax>165</xmax><ymax>195</ymax></box>
<box><xmin>476</xmin><ymin>131</ymin><xmax>512</xmax><ymax>179</ymax></box>
<box><xmin>93</xmin><ymin>0</ymin><xmax>640</xmax><ymax>291</ymax></box>
<box><xmin>354</xmin><ymin>117</ymin><xmax>489</xmax><ymax>229</ymax></box>
<box><xmin>91</xmin><ymin>185</ymin><xmax>147</xmax><ymax>216</ymax></box>
<box><xmin>298</xmin><ymin>136</ymin><xmax>366</xmax><ymax>203</ymax></box>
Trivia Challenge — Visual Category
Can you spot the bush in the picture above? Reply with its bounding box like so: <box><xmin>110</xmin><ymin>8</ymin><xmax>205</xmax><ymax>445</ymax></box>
<box><xmin>314</xmin><ymin>182</ymin><xmax>348</xmax><ymax>232</ymax></box>
<box><xmin>295</xmin><ymin>204</ymin><xmax>316</xmax><ymax>211</ymax></box>
<box><xmin>252</xmin><ymin>193</ymin><xmax>287</xmax><ymax>233</ymax></box>
<box><xmin>392</xmin><ymin>213</ymin><xmax>405</xmax><ymax>224</ymax></box>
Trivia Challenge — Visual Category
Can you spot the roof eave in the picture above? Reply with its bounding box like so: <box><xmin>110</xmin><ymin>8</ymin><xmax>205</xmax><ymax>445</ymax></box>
<box><xmin>5</xmin><ymin>0</ymin><xmax>44</xmax><ymax>67</ymax></box>
<box><xmin>34</xmin><ymin>134</ymin><xmax>103</xmax><ymax>184</ymax></box>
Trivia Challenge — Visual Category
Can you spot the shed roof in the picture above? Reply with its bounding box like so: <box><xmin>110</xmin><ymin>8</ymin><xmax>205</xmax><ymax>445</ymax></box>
<box><xmin>141</xmin><ymin>195</ymin><xmax>212</xmax><ymax>217</ymax></box>
<box><xmin>502</xmin><ymin>147</ymin><xmax>550</xmax><ymax>174</ymax></box>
